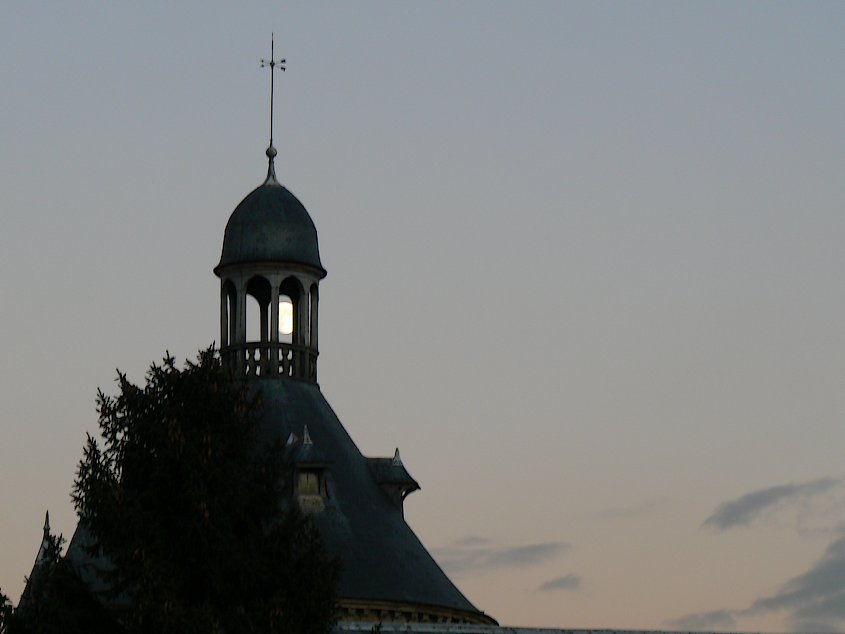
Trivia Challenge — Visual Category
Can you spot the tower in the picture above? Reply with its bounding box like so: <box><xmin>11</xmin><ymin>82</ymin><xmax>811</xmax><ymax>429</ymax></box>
<box><xmin>207</xmin><ymin>46</ymin><xmax>495</xmax><ymax>625</ymax></box>
<box><xmin>49</xmin><ymin>44</ymin><xmax>495</xmax><ymax>627</ymax></box>
<box><xmin>215</xmin><ymin>157</ymin><xmax>495</xmax><ymax>625</ymax></box>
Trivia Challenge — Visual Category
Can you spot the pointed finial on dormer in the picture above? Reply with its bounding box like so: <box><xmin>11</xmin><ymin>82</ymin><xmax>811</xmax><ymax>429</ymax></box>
<box><xmin>260</xmin><ymin>33</ymin><xmax>285</xmax><ymax>184</ymax></box>
<box><xmin>303</xmin><ymin>424</ymin><xmax>313</xmax><ymax>446</ymax></box>
<box><xmin>392</xmin><ymin>448</ymin><xmax>403</xmax><ymax>466</ymax></box>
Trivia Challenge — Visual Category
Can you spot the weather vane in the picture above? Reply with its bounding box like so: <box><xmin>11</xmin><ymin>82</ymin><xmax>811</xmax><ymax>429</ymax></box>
<box><xmin>260</xmin><ymin>33</ymin><xmax>286</xmax><ymax>159</ymax></box>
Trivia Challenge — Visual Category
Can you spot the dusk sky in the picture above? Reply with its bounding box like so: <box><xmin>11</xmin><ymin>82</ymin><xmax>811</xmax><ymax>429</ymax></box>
<box><xmin>2</xmin><ymin>3</ymin><xmax>845</xmax><ymax>632</ymax></box>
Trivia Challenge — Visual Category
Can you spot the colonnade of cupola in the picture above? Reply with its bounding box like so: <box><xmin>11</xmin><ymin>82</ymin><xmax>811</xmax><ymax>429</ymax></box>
<box><xmin>219</xmin><ymin>267</ymin><xmax>320</xmax><ymax>381</ymax></box>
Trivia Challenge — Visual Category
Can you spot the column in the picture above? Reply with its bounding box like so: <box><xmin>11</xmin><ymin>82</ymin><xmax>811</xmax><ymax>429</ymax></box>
<box><xmin>220</xmin><ymin>283</ymin><xmax>228</xmax><ymax>349</ymax></box>
<box><xmin>297</xmin><ymin>281</ymin><xmax>309</xmax><ymax>347</ymax></box>
<box><xmin>309</xmin><ymin>284</ymin><xmax>319</xmax><ymax>352</ymax></box>
<box><xmin>236</xmin><ymin>282</ymin><xmax>247</xmax><ymax>375</ymax></box>
<box><xmin>270</xmin><ymin>281</ymin><xmax>280</xmax><ymax>376</ymax></box>
<box><xmin>309</xmin><ymin>284</ymin><xmax>319</xmax><ymax>380</ymax></box>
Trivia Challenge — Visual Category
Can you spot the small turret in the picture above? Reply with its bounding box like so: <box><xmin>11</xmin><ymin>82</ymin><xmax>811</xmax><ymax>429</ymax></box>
<box><xmin>214</xmin><ymin>172</ymin><xmax>325</xmax><ymax>381</ymax></box>
<box><xmin>367</xmin><ymin>448</ymin><xmax>421</xmax><ymax>514</ymax></box>
<box><xmin>214</xmin><ymin>35</ymin><xmax>324</xmax><ymax>382</ymax></box>
<box><xmin>19</xmin><ymin>511</ymin><xmax>54</xmax><ymax>609</ymax></box>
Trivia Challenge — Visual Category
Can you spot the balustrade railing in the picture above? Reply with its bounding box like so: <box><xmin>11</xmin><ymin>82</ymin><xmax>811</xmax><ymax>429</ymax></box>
<box><xmin>222</xmin><ymin>342</ymin><xmax>318</xmax><ymax>382</ymax></box>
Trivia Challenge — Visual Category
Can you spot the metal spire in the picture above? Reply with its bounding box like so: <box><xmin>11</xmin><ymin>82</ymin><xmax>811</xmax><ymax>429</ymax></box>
<box><xmin>260</xmin><ymin>33</ymin><xmax>286</xmax><ymax>183</ymax></box>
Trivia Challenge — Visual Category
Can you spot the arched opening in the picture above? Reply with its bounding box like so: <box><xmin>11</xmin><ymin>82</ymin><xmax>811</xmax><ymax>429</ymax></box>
<box><xmin>309</xmin><ymin>283</ymin><xmax>319</xmax><ymax>351</ymax></box>
<box><xmin>246</xmin><ymin>276</ymin><xmax>271</xmax><ymax>342</ymax></box>
<box><xmin>221</xmin><ymin>279</ymin><xmax>237</xmax><ymax>348</ymax></box>
<box><xmin>246</xmin><ymin>294</ymin><xmax>262</xmax><ymax>342</ymax></box>
<box><xmin>279</xmin><ymin>277</ymin><xmax>304</xmax><ymax>344</ymax></box>
<box><xmin>279</xmin><ymin>294</ymin><xmax>294</xmax><ymax>344</ymax></box>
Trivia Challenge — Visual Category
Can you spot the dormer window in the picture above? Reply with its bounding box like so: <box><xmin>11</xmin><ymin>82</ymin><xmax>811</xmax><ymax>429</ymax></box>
<box><xmin>298</xmin><ymin>470</ymin><xmax>319</xmax><ymax>495</ymax></box>
<box><xmin>296</xmin><ymin>468</ymin><xmax>327</xmax><ymax>513</ymax></box>
<box><xmin>297</xmin><ymin>469</ymin><xmax>326</xmax><ymax>497</ymax></box>
<box><xmin>287</xmin><ymin>426</ymin><xmax>330</xmax><ymax>514</ymax></box>
<box><xmin>367</xmin><ymin>448</ymin><xmax>420</xmax><ymax>516</ymax></box>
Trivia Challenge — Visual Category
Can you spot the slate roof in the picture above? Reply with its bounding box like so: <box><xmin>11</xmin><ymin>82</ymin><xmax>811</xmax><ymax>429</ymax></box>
<box><xmin>255</xmin><ymin>379</ymin><xmax>484</xmax><ymax>616</ymax></box>
<box><xmin>216</xmin><ymin>177</ymin><xmax>324</xmax><ymax>273</ymax></box>
<box><xmin>288</xmin><ymin>425</ymin><xmax>331</xmax><ymax>467</ymax></box>
<box><xmin>18</xmin><ymin>512</ymin><xmax>53</xmax><ymax>609</ymax></box>
<box><xmin>65</xmin><ymin>524</ymin><xmax>125</xmax><ymax>607</ymax></box>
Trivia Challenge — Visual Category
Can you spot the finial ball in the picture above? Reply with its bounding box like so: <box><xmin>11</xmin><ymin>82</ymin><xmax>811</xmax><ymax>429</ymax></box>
<box><xmin>266</xmin><ymin>145</ymin><xmax>278</xmax><ymax>159</ymax></box>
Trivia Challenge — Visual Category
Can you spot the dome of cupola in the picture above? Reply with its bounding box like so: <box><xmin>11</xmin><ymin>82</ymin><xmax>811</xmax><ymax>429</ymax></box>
<box><xmin>216</xmin><ymin>173</ymin><xmax>324</xmax><ymax>275</ymax></box>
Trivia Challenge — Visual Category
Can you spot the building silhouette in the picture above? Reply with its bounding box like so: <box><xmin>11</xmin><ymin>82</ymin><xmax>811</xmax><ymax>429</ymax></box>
<box><xmin>32</xmin><ymin>137</ymin><xmax>495</xmax><ymax>627</ymax></box>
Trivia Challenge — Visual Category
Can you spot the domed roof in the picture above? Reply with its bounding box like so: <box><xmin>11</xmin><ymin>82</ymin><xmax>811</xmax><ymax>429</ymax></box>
<box><xmin>217</xmin><ymin>173</ymin><xmax>324</xmax><ymax>274</ymax></box>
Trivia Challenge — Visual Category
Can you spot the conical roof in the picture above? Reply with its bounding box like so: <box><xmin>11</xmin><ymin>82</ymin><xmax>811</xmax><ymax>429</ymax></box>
<box><xmin>254</xmin><ymin>378</ymin><xmax>491</xmax><ymax>620</ymax></box>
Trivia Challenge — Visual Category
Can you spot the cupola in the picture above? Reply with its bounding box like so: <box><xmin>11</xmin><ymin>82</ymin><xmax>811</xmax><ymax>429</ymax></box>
<box><xmin>214</xmin><ymin>41</ymin><xmax>325</xmax><ymax>382</ymax></box>
<box><xmin>213</xmin><ymin>149</ymin><xmax>325</xmax><ymax>381</ymax></box>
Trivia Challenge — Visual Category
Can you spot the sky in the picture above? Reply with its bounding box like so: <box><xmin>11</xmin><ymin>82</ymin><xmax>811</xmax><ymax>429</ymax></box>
<box><xmin>1</xmin><ymin>2</ymin><xmax>845</xmax><ymax>632</ymax></box>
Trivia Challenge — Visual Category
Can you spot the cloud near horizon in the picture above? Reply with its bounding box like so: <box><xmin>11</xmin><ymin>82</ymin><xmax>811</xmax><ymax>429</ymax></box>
<box><xmin>703</xmin><ymin>477</ymin><xmax>840</xmax><ymax>531</ymax></box>
<box><xmin>537</xmin><ymin>574</ymin><xmax>581</xmax><ymax>592</ymax></box>
<box><xmin>666</xmin><ymin>609</ymin><xmax>736</xmax><ymax>630</ymax></box>
<box><xmin>671</xmin><ymin>531</ymin><xmax>845</xmax><ymax>632</ymax></box>
<box><xmin>675</xmin><ymin>477</ymin><xmax>845</xmax><ymax>631</ymax></box>
<box><xmin>742</xmin><ymin>532</ymin><xmax>845</xmax><ymax>632</ymax></box>
<box><xmin>433</xmin><ymin>538</ymin><xmax>570</xmax><ymax>574</ymax></box>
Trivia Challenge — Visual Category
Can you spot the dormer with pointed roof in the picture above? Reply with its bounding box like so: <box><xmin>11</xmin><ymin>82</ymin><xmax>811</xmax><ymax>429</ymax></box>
<box><xmin>367</xmin><ymin>449</ymin><xmax>421</xmax><ymax>514</ymax></box>
<box><xmin>18</xmin><ymin>511</ymin><xmax>53</xmax><ymax>610</ymax></box>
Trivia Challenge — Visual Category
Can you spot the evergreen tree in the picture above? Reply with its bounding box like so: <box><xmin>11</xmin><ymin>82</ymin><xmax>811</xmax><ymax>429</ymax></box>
<box><xmin>71</xmin><ymin>348</ymin><xmax>340</xmax><ymax>634</ymax></box>
<box><xmin>0</xmin><ymin>589</ymin><xmax>12</xmax><ymax>634</ymax></box>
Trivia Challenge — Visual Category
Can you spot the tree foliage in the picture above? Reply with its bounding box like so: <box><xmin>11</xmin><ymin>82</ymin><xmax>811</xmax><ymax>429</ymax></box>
<box><xmin>70</xmin><ymin>348</ymin><xmax>339</xmax><ymax>634</ymax></box>
<box><xmin>0</xmin><ymin>588</ymin><xmax>12</xmax><ymax>634</ymax></box>
<box><xmin>3</xmin><ymin>532</ymin><xmax>118</xmax><ymax>634</ymax></box>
